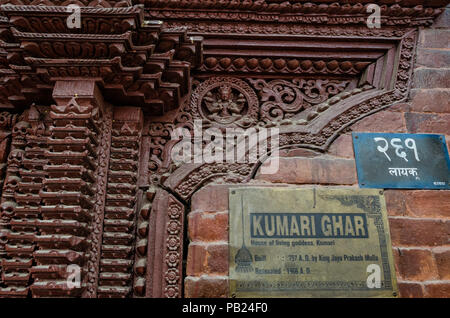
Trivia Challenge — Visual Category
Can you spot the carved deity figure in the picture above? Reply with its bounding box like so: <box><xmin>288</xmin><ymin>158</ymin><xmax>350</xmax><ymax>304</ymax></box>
<box><xmin>203</xmin><ymin>85</ymin><xmax>246</xmax><ymax>124</ymax></box>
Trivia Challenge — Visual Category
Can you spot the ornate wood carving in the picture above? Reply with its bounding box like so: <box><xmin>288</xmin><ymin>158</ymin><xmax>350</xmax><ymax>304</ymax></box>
<box><xmin>32</xmin><ymin>95</ymin><xmax>101</xmax><ymax>297</ymax></box>
<box><xmin>87</xmin><ymin>102</ymin><xmax>112</xmax><ymax>297</ymax></box>
<box><xmin>250</xmin><ymin>78</ymin><xmax>350</xmax><ymax>123</ymax></box>
<box><xmin>0</xmin><ymin>111</ymin><xmax>16</xmax><ymax>192</ymax></box>
<box><xmin>191</xmin><ymin>77</ymin><xmax>259</xmax><ymax>128</ymax></box>
<box><xmin>97</xmin><ymin>107</ymin><xmax>143</xmax><ymax>298</ymax></box>
<box><xmin>144</xmin><ymin>188</ymin><xmax>184</xmax><ymax>298</ymax></box>
<box><xmin>202</xmin><ymin>57</ymin><xmax>369</xmax><ymax>75</ymax></box>
<box><xmin>0</xmin><ymin>110</ymin><xmax>33</xmax><ymax>297</ymax></box>
<box><xmin>147</xmin><ymin>0</ymin><xmax>444</xmax><ymax>25</ymax></box>
<box><xmin>0</xmin><ymin>4</ymin><xmax>203</xmax><ymax>115</ymax></box>
<box><xmin>0</xmin><ymin>0</ymin><xmax>445</xmax><ymax>299</ymax></box>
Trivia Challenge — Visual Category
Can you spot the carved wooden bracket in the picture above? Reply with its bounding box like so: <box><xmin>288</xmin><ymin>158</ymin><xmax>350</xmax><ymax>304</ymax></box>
<box><xmin>0</xmin><ymin>4</ymin><xmax>203</xmax><ymax>115</ymax></box>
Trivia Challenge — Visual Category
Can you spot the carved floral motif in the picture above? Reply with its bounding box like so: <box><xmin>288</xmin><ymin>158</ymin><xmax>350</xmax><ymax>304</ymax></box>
<box><xmin>163</xmin><ymin>196</ymin><xmax>184</xmax><ymax>298</ymax></box>
<box><xmin>250</xmin><ymin>78</ymin><xmax>350</xmax><ymax>123</ymax></box>
<box><xmin>165</xmin><ymin>21</ymin><xmax>412</xmax><ymax>37</ymax></box>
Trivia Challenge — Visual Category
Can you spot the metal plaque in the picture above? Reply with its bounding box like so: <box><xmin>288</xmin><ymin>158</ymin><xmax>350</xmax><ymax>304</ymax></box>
<box><xmin>229</xmin><ymin>187</ymin><xmax>398</xmax><ymax>298</ymax></box>
<box><xmin>353</xmin><ymin>133</ymin><xmax>450</xmax><ymax>189</ymax></box>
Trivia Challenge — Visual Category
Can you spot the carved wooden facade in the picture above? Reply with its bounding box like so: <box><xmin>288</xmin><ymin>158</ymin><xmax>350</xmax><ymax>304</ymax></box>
<box><xmin>0</xmin><ymin>0</ymin><xmax>446</xmax><ymax>297</ymax></box>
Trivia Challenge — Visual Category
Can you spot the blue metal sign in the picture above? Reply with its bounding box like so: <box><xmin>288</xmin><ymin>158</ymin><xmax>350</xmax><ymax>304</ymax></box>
<box><xmin>352</xmin><ymin>133</ymin><xmax>450</xmax><ymax>189</ymax></box>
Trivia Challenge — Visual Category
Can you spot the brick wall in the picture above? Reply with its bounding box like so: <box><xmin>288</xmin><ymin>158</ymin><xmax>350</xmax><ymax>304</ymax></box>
<box><xmin>184</xmin><ymin>9</ymin><xmax>450</xmax><ymax>298</ymax></box>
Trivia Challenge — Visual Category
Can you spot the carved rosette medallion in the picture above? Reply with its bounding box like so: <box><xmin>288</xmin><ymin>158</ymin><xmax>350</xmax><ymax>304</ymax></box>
<box><xmin>191</xmin><ymin>77</ymin><xmax>259</xmax><ymax>128</ymax></box>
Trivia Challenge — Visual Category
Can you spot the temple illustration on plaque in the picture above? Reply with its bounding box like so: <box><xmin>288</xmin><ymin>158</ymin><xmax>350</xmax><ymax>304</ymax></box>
<box><xmin>234</xmin><ymin>195</ymin><xmax>254</xmax><ymax>274</ymax></box>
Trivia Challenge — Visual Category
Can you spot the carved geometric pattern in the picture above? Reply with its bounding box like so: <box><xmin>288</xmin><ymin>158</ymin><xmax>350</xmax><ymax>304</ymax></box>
<box><xmin>147</xmin><ymin>1</ymin><xmax>444</xmax><ymax>26</ymax></box>
<box><xmin>35</xmin><ymin>98</ymin><xmax>102</xmax><ymax>297</ymax></box>
<box><xmin>133</xmin><ymin>193</ymin><xmax>150</xmax><ymax>297</ymax></box>
<box><xmin>0</xmin><ymin>4</ymin><xmax>203</xmax><ymax>115</ymax></box>
<box><xmin>88</xmin><ymin>104</ymin><xmax>113</xmax><ymax>298</ymax></box>
<box><xmin>0</xmin><ymin>112</ymin><xmax>35</xmax><ymax>297</ymax></box>
<box><xmin>97</xmin><ymin>113</ymin><xmax>141</xmax><ymax>298</ymax></box>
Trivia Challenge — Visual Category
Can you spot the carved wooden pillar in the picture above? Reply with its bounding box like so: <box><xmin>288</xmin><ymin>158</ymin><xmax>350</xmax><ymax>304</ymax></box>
<box><xmin>0</xmin><ymin>111</ymin><xmax>17</xmax><ymax>293</ymax></box>
<box><xmin>97</xmin><ymin>107</ymin><xmax>143</xmax><ymax>298</ymax></box>
<box><xmin>27</xmin><ymin>80</ymin><xmax>111</xmax><ymax>297</ymax></box>
<box><xmin>144</xmin><ymin>189</ymin><xmax>185</xmax><ymax>298</ymax></box>
<box><xmin>0</xmin><ymin>109</ymin><xmax>37</xmax><ymax>297</ymax></box>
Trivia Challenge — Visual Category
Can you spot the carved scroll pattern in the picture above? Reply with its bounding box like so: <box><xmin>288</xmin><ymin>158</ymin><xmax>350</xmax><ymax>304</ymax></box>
<box><xmin>249</xmin><ymin>78</ymin><xmax>350</xmax><ymax>123</ymax></box>
<box><xmin>279</xmin><ymin>31</ymin><xmax>417</xmax><ymax>148</ymax></box>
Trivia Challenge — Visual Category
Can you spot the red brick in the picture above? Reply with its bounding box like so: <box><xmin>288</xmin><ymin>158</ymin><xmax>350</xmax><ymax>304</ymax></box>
<box><xmin>186</xmin><ymin>243</ymin><xmax>229</xmax><ymax>276</ymax></box>
<box><xmin>328</xmin><ymin>134</ymin><xmax>354</xmax><ymax>158</ymax></box>
<box><xmin>188</xmin><ymin>212</ymin><xmax>229</xmax><ymax>242</ymax></box>
<box><xmin>351</xmin><ymin>110</ymin><xmax>406</xmax><ymax>133</ymax></box>
<box><xmin>388</xmin><ymin>103</ymin><xmax>411</xmax><ymax>113</ymax></box>
<box><xmin>278</xmin><ymin>148</ymin><xmax>320</xmax><ymax>158</ymax></box>
<box><xmin>389</xmin><ymin>217</ymin><xmax>450</xmax><ymax>247</ymax></box>
<box><xmin>187</xmin><ymin>244</ymin><xmax>207</xmax><ymax>276</ymax></box>
<box><xmin>433</xmin><ymin>247</ymin><xmax>450</xmax><ymax>280</ymax></box>
<box><xmin>185</xmin><ymin>276</ymin><xmax>229</xmax><ymax>298</ymax></box>
<box><xmin>206</xmin><ymin>244</ymin><xmax>229</xmax><ymax>275</ymax></box>
<box><xmin>418</xmin><ymin>29</ymin><xmax>450</xmax><ymax>49</ymax></box>
<box><xmin>392</xmin><ymin>248</ymin><xmax>402</xmax><ymax>279</ymax></box>
<box><xmin>416</xmin><ymin>48</ymin><xmax>450</xmax><ymax>68</ymax></box>
<box><xmin>385</xmin><ymin>190</ymin><xmax>450</xmax><ymax>218</ymax></box>
<box><xmin>424</xmin><ymin>283</ymin><xmax>450</xmax><ymax>298</ymax></box>
<box><xmin>395</xmin><ymin>248</ymin><xmax>439</xmax><ymax>281</ymax></box>
<box><xmin>398</xmin><ymin>282</ymin><xmax>425</xmax><ymax>298</ymax></box>
<box><xmin>410</xmin><ymin>89</ymin><xmax>450</xmax><ymax>113</ymax></box>
<box><xmin>256</xmin><ymin>156</ymin><xmax>357</xmax><ymax>185</ymax></box>
<box><xmin>413</xmin><ymin>68</ymin><xmax>450</xmax><ymax>89</ymax></box>
<box><xmin>385</xmin><ymin>191</ymin><xmax>407</xmax><ymax>217</ymax></box>
<box><xmin>191</xmin><ymin>185</ymin><xmax>230</xmax><ymax>213</ymax></box>
<box><xmin>405</xmin><ymin>112</ymin><xmax>450</xmax><ymax>135</ymax></box>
